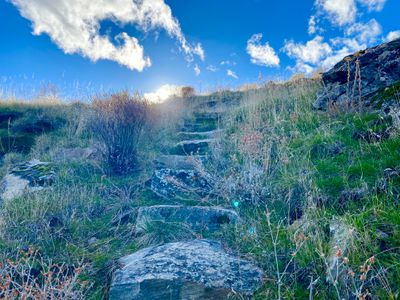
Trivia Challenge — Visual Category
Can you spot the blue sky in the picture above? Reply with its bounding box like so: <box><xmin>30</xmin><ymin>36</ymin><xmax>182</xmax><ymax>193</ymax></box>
<box><xmin>0</xmin><ymin>0</ymin><xmax>399</xmax><ymax>100</ymax></box>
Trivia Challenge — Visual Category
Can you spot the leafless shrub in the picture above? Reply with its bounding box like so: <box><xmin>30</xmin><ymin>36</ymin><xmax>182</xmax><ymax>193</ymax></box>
<box><xmin>181</xmin><ymin>86</ymin><xmax>195</xmax><ymax>98</ymax></box>
<box><xmin>91</xmin><ymin>92</ymin><xmax>148</xmax><ymax>175</ymax></box>
<box><xmin>0</xmin><ymin>247</ymin><xmax>89</xmax><ymax>299</ymax></box>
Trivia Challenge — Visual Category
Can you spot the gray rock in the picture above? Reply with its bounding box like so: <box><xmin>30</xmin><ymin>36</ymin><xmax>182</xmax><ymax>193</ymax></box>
<box><xmin>154</xmin><ymin>155</ymin><xmax>204</xmax><ymax>170</ymax></box>
<box><xmin>135</xmin><ymin>205</ymin><xmax>240</xmax><ymax>235</ymax></box>
<box><xmin>150</xmin><ymin>168</ymin><xmax>212</xmax><ymax>200</ymax></box>
<box><xmin>109</xmin><ymin>240</ymin><xmax>264</xmax><ymax>300</ymax></box>
<box><xmin>170</xmin><ymin>139</ymin><xmax>213</xmax><ymax>156</ymax></box>
<box><xmin>53</xmin><ymin>147</ymin><xmax>98</xmax><ymax>162</ymax></box>
<box><xmin>314</xmin><ymin>38</ymin><xmax>400</xmax><ymax>110</ymax></box>
<box><xmin>339</xmin><ymin>185</ymin><xmax>368</xmax><ymax>208</ymax></box>
<box><xmin>0</xmin><ymin>159</ymin><xmax>56</xmax><ymax>201</ymax></box>
<box><xmin>327</xmin><ymin>219</ymin><xmax>355</xmax><ymax>281</ymax></box>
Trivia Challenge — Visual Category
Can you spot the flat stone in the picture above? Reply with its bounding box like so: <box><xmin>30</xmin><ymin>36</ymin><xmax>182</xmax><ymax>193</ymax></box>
<box><xmin>135</xmin><ymin>205</ymin><xmax>240</xmax><ymax>234</ymax></box>
<box><xmin>149</xmin><ymin>168</ymin><xmax>212</xmax><ymax>200</ymax></box>
<box><xmin>154</xmin><ymin>155</ymin><xmax>204</xmax><ymax>170</ymax></box>
<box><xmin>109</xmin><ymin>240</ymin><xmax>264</xmax><ymax>300</ymax></box>
<box><xmin>53</xmin><ymin>147</ymin><xmax>98</xmax><ymax>162</ymax></box>
<box><xmin>170</xmin><ymin>139</ymin><xmax>213</xmax><ymax>156</ymax></box>
<box><xmin>0</xmin><ymin>159</ymin><xmax>56</xmax><ymax>202</ymax></box>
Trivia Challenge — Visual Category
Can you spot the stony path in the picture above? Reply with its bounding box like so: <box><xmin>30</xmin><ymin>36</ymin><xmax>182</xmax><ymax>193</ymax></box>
<box><xmin>110</xmin><ymin>105</ymin><xmax>264</xmax><ymax>299</ymax></box>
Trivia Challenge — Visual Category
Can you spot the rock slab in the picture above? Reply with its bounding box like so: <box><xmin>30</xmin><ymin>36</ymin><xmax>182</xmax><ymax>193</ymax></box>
<box><xmin>150</xmin><ymin>168</ymin><xmax>211</xmax><ymax>200</ymax></box>
<box><xmin>0</xmin><ymin>159</ymin><xmax>55</xmax><ymax>201</ymax></box>
<box><xmin>109</xmin><ymin>240</ymin><xmax>264</xmax><ymax>300</ymax></box>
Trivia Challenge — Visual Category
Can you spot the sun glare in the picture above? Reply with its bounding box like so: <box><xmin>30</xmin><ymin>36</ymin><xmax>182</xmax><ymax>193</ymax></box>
<box><xmin>144</xmin><ymin>84</ymin><xmax>183</xmax><ymax>103</ymax></box>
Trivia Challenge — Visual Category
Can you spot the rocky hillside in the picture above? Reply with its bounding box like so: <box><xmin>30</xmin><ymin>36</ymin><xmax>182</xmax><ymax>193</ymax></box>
<box><xmin>0</xmin><ymin>39</ymin><xmax>399</xmax><ymax>299</ymax></box>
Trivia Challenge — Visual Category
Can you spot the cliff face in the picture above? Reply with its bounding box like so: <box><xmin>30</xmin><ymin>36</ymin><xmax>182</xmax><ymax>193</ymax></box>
<box><xmin>314</xmin><ymin>38</ymin><xmax>400</xmax><ymax>110</ymax></box>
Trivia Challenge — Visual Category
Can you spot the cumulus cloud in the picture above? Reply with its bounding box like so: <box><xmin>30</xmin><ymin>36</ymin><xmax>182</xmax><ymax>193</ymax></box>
<box><xmin>357</xmin><ymin>0</ymin><xmax>386</xmax><ymax>11</ymax></box>
<box><xmin>246</xmin><ymin>34</ymin><xmax>280</xmax><ymax>67</ymax></box>
<box><xmin>345</xmin><ymin>19</ymin><xmax>382</xmax><ymax>43</ymax></box>
<box><xmin>284</xmin><ymin>35</ymin><xmax>368</xmax><ymax>74</ymax></box>
<box><xmin>227</xmin><ymin>69</ymin><xmax>238</xmax><ymax>79</ymax></box>
<box><xmin>285</xmin><ymin>0</ymin><xmax>389</xmax><ymax>74</ymax></box>
<box><xmin>11</xmin><ymin>0</ymin><xmax>204</xmax><ymax>71</ymax></box>
<box><xmin>194</xmin><ymin>64</ymin><xmax>201</xmax><ymax>76</ymax></box>
<box><xmin>316</xmin><ymin>0</ymin><xmax>357</xmax><ymax>26</ymax></box>
<box><xmin>386</xmin><ymin>31</ymin><xmax>400</xmax><ymax>42</ymax></box>
<box><xmin>283</xmin><ymin>36</ymin><xmax>332</xmax><ymax>65</ymax></box>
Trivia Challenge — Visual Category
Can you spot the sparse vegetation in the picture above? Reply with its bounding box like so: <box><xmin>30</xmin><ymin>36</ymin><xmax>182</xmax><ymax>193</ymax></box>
<box><xmin>91</xmin><ymin>92</ymin><xmax>148</xmax><ymax>175</ymax></box>
<box><xmin>0</xmin><ymin>76</ymin><xmax>398</xmax><ymax>299</ymax></box>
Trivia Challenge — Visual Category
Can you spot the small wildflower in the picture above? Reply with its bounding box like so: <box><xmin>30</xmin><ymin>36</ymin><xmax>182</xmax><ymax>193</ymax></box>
<box><xmin>343</xmin><ymin>257</ymin><xmax>349</xmax><ymax>264</ymax></box>
<box><xmin>367</xmin><ymin>256</ymin><xmax>376</xmax><ymax>264</ymax></box>
<box><xmin>360</xmin><ymin>273</ymin><xmax>367</xmax><ymax>281</ymax></box>
<box><xmin>335</xmin><ymin>248</ymin><xmax>342</xmax><ymax>258</ymax></box>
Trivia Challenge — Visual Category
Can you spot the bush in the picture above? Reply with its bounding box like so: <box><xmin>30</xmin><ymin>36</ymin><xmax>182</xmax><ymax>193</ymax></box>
<box><xmin>181</xmin><ymin>86</ymin><xmax>195</xmax><ymax>98</ymax></box>
<box><xmin>0</xmin><ymin>247</ymin><xmax>88</xmax><ymax>299</ymax></box>
<box><xmin>91</xmin><ymin>92</ymin><xmax>148</xmax><ymax>175</ymax></box>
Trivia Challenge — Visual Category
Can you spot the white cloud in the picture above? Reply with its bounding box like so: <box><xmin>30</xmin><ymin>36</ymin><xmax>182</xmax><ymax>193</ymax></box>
<box><xmin>246</xmin><ymin>34</ymin><xmax>280</xmax><ymax>67</ymax></box>
<box><xmin>345</xmin><ymin>19</ymin><xmax>382</xmax><ymax>43</ymax></box>
<box><xmin>227</xmin><ymin>69</ymin><xmax>238</xmax><ymax>79</ymax></box>
<box><xmin>357</xmin><ymin>0</ymin><xmax>386</xmax><ymax>11</ymax></box>
<box><xmin>316</xmin><ymin>0</ymin><xmax>357</xmax><ymax>26</ymax></box>
<box><xmin>283</xmin><ymin>36</ymin><xmax>332</xmax><ymax>65</ymax></box>
<box><xmin>321</xmin><ymin>46</ymin><xmax>353</xmax><ymax>69</ymax></box>
<box><xmin>194</xmin><ymin>64</ymin><xmax>201</xmax><ymax>76</ymax></box>
<box><xmin>288</xmin><ymin>62</ymin><xmax>315</xmax><ymax>75</ymax></box>
<box><xmin>386</xmin><ymin>31</ymin><xmax>400</xmax><ymax>42</ymax></box>
<box><xmin>220</xmin><ymin>60</ymin><xmax>236</xmax><ymax>66</ymax></box>
<box><xmin>206</xmin><ymin>65</ymin><xmax>218</xmax><ymax>72</ymax></box>
<box><xmin>308</xmin><ymin>16</ymin><xmax>318</xmax><ymax>35</ymax></box>
<box><xmin>11</xmin><ymin>0</ymin><xmax>204</xmax><ymax>71</ymax></box>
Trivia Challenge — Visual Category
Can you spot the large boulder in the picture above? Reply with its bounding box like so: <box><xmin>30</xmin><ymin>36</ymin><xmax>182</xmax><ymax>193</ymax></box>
<box><xmin>149</xmin><ymin>168</ymin><xmax>212</xmax><ymax>201</ymax></box>
<box><xmin>109</xmin><ymin>240</ymin><xmax>264</xmax><ymax>300</ymax></box>
<box><xmin>0</xmin><ymin>159</ymin><xmax>56</xmax><ymax>201</ymax></box>
<box><xmin>135</xmin><ymin>205</ymin><xmax>240</xmax><ymax>234</ymax></box>
<box><xmin>314</xmin><ymin>38</ymin><xmax>400</xmax><ymax>110</ymax></box>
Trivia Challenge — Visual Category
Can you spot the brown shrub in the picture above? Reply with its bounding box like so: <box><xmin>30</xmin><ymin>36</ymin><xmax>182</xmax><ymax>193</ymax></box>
<box><xmin>181</xmin><ymin>86</ymin><xmax>195</xmax><ymax>98</ymax></box>
<box><xmin>0</xmin><ymin>247</ymin><xmax>88</xmax><ymax>299</ymax></box>
<box><xmin>91</xmin><ymin>92</ymin><xmax>148</xmax><ymax>175</ymax></box>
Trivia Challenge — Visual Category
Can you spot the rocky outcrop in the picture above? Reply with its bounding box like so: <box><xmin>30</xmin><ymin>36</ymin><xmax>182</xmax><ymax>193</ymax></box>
<box><xmin>314</xmin><ymin>38</ymin><xmax>400</xmax><ymax>110</ymax></box>
<box><xmin>135</xmin><ymin>205</ymin><xmax>240</xmax><ymax>234</ymax></box>
<box><xmin>109</xmin><ymin>240</ymin><xmax>264</xmax><ymax>300</ymax></box>
<box><xmin>0</xmin><ymin>159</ymin><xmax>56</xmax><ymax>201</ymax></box>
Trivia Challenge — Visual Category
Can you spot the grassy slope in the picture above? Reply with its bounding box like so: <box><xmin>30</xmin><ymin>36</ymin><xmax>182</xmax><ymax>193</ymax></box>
<box><xmin>0</xmin><ymin>80</ymin><xmax>398</xmax><ymax>299</ymax></box>
<box><xmin>210</xmin><ymin>79</ymin><xmax>400</xmax><ymax>299</ymax></box>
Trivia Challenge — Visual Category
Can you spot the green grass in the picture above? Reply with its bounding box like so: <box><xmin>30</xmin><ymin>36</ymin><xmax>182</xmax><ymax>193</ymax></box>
<box><xmin>0</xmin><ymin>82</ymin><xmax>399</xmax><ymax>299</ymax></box>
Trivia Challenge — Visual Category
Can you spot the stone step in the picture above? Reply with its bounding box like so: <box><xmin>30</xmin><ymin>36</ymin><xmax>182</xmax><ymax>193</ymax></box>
<box><xmin>177</xmin><ymin>129</ymin><xmax>223</xmax><ymax>141</ymax></box>
<box><xmin>181</xmin><ymin>117</ymin><xmax>220</xmax><ymax>133</ymax></box>
<box><xmin>109</xmin><ymin>240</ymin><xmax>264</xmax><ymax>300</ymax></box>
<box><xmin>154</xmin><ymin>155</ymin><xmax>204</xmax><ymax>170</ymax></box>
<box><xmin>149</xmin><ymin>168</ymin><xmax>212</xmax><ymax>201</ymax></box>
<box><xmin>135</xmin><ymin>205</ymin><xmax>240</xmax><ymax>235</ymax></box>
<box><xmin>170</xmin><ymin>139</ymin><xmax>213</xmax><ymax>156</ymax></box>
